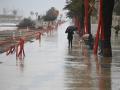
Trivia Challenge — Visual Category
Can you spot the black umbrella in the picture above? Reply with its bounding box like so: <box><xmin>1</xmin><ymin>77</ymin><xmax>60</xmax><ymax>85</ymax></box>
<box><xmin>65</xmin><ymin>25</ymin><xmax>77</xmax><ymax>33</ymax></box>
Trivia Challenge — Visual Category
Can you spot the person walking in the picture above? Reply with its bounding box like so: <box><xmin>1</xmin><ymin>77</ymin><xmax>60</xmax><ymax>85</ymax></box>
<box><xmin>65</xmin><ymin>26</ymin><xmax>76</xmax><ymax>48</ymax></box>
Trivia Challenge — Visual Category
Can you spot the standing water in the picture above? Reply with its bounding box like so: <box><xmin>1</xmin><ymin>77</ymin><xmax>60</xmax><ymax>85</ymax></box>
<box><xmin>0</xmin><ymin>22</ymin><xmax>120</xmax><ymax>90</ymax></box>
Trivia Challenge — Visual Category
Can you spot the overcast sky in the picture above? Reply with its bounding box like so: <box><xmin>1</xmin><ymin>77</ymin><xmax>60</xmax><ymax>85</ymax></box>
<box><xmin>0</xmin><ymin>0</ymin><xmax>66</xmax><ymax>17</ymax></box>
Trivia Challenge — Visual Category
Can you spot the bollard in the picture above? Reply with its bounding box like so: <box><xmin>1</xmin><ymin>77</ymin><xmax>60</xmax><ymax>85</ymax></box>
<box><xmin>6</xmin><ymin>45</ymin><xmax>16</xmax><ymax>55</ymax></box>
<box><xmin>16</xmin><ymin>38</ymin><xmax>25</xmax><ymax>59</ymax></box>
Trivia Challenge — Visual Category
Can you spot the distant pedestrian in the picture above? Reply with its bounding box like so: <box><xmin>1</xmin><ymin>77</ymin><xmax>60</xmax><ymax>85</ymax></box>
<box><xmin>112</xmin><ymin>25</ymin><xmax>120</xmax><ymax>37</ymax></box>
<box><xmin>115</xmin><ymin>30</ymin><xmax>119</xmax><ymax>37</ymax></box>
<box><xmin>65</xmin><ymin>26</ymin><xmax>76</xmax><ymax>48</ymax></box>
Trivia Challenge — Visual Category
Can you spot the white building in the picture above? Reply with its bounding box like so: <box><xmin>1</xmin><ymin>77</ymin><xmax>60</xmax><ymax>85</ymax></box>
<box><xmin>0</xmin><ymin>14</ymin><xmax>23</xmax><ymax>31</ymax></box>
<box><xmin>0</xmin><ymin>14</ymin><xmax>23</xmax><ymax>24</ymax></box>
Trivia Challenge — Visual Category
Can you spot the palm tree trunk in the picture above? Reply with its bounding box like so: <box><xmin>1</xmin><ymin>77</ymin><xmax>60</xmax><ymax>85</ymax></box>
<box><xmin>80</xmin><ymin>3</ymin><xmax>85</xmax><ymax>36</ymax></box>
<box><xmin>102</xmin><ymin>0</ymin><xmax>114</xmax><ymax>57</ymax></box>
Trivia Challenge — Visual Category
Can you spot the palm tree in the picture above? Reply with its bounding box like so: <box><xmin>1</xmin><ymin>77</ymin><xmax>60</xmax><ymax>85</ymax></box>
<box><xmin>64</xmin><ymin>0</ymin><xmax>115</xmax><ymax>57</ymax></box>
<box><xmin>101</xmin><ymin>0</ymin><xmax>115</xmax><ymax>57</ymax></box>
<box><xmin>35</xmin><ymin>12</ymin><xmax>38</xmax><ymax>20</ymax></box>
<box><xmin>30</xmin><ymin>11</ymin><xmax>34</xmax><ymax>19</ymax></box>
<box><xmin>64</xmin><ymin>0</ymin><xmax>85</xmax><ymax>35</ymax></box>
<box><xmin>12</xmin><ymin>9</ymin><xmax>17</xmax><ymax>16</ymax></box>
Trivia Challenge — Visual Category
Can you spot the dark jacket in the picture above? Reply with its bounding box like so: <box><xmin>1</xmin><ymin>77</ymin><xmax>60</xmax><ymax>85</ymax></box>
<box><xmin>68</xmin><ymin>31</ymin><xmax>74</xmax><ymax>40</ymax></box>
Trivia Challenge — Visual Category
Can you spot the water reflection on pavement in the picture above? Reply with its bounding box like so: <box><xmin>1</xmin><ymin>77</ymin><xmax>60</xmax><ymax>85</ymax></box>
<box><xmin>0</xmin><ymin>22</ymin><xmax>120</xmax><ymax>90</ymax></box>
<box><xmin>64</xmin><ymin>34</ymin><xmax>112</xmax><ymax>90</ymax></box>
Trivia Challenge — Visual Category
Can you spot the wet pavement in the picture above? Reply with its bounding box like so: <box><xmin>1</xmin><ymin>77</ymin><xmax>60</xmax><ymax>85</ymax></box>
<box><xmin>0</xmin><ymin>22</ymin><xmax>120</xmax><ymax>90</ymax></box>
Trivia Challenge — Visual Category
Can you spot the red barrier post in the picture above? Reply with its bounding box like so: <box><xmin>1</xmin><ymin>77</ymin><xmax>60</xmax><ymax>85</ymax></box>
<box><xmin>84</xmin><ymin>0</ymin><xmax>89</xmax><ymax>34</ymax></box>
<box><xmin>16</xmin><ymin>38</ymin><xmax>25</xmax><ymax>59</ymax></box>
<box><xmin>94</xmin><ymin>0</ymin><xmax>104</xmax><ymax>55</ymax></box>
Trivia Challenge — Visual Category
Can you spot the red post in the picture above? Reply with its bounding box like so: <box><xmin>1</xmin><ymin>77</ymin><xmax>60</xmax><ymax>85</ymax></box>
<box><xmin>16</xmin><ymin>38</ymin><xmax>25</xmax><ymax>59</ymax></box>
<box><xmin>76</xmin><ymin>16</ymin><xmax>80</xmax><ymax>33</ymax></box>
<box><xmin>84</xmin><ymin>0</ymin><xmax>89</xmax><ymax>34</ymax></box>
<box><xmin>94</xmin><ymin>0</ymin><xmax>104</xmax><ymax>55</ymax></box>
<box><xmin>6</xmin><ymin>45</ymin><xmax>15</xmax><ymax>55</ymax></box>
<box><xmin>73</xmin><ymin>16</ymin><xmax>81</xmax><ymax>34</ymax></box>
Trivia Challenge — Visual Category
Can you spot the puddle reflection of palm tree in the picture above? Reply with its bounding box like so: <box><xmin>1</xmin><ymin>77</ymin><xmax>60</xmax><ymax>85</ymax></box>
<box><xmin>94</xmin><ymin>56</ymin><xmax>112</xmax><ymax>90</ymax></box>
<box><xmin>81</xmin><ymin>44</ymin><xmax>89</xmax><ymax>57</ymax></box>
<box><xmin>16</xmin><ymin>58</ymin><xmax>24</xmax><ymax>72</ymax></box>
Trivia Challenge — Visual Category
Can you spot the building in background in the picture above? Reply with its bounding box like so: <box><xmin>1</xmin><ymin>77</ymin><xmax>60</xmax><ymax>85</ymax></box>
<box><xmin>0</xmin><ymin>14</ymin><xmax>23</xmax><ymax>25</ymax></box>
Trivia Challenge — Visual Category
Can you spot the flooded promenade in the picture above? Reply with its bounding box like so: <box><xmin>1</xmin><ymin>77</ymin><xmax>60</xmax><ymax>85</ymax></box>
<box><xmin>0</xmin><ymin>22</ymin><xmax>120</xmax><ymax>90</ymax></box>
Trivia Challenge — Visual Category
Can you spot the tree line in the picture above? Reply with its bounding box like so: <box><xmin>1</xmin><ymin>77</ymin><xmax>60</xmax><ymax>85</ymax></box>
<box><xmin>18</xmin><ymin>7</ymin><xmax>59</xmax><ymax>28</ymax></box>
<box><xmin>64</xmin><ymin>0</ymin><xmax>115</xmax><ymax>57</ymax></box>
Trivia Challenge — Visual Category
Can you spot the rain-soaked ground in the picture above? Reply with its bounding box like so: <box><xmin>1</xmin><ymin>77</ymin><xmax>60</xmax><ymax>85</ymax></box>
<box><xmin>0</xmin><ymin>22</ymin><xmax>120</xmax><ymax>90</ymax></box>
